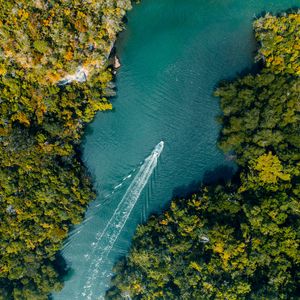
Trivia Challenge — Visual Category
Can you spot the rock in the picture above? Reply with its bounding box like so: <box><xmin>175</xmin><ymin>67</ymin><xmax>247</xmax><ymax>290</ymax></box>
<box><xmin>6</xmin><ymin>205</ymin><xmax>16</xmax><ymax>215</ymax></box>
<box><xmin>114</xmin><ymin>56</ymin><xmax>121</xmax><ymax>69</ymax></box>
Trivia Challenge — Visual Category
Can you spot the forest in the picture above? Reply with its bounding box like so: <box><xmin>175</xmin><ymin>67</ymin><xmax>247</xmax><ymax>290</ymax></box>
<box><xmin>0</xmin><ymin>1</ymin><xmax>133</xmax><ymax>299</ymax></box>
<box><xmin>107</xmin><ymin>12</ymin><xmax>300</xmax><ymax>300</ymax></box>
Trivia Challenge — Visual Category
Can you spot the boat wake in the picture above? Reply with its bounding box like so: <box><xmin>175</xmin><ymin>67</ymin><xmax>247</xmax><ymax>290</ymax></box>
<box><xmin>80</xmin><ymin>141</ymin><xmax>164</xmax><ymax>299</ymax></box>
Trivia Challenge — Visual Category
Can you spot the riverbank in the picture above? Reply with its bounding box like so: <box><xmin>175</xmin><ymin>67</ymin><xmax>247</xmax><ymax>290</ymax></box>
<box><xmin>0</xmin><ymin>1</ymin><xmax>133</xmax><ymax>298</ymax></box>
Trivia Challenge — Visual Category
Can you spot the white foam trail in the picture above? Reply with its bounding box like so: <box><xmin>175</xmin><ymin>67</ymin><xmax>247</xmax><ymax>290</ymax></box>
<box><xmin>81</xmin><ymin>141</ymin><xmax>164</xmax><ymax>300</ymax></box>
<box><xmin>63</xmin><ymin>230</ymin><xmax>82</xmax><ymax>251</ymax></box>
<box><xmin>63</xmin><ymin>164</ymin><xmax>143</xmax><ymax>252</ymax></box>
<box><xmin>114</xmin><ymin>183</ymin><xmax>123</xmax><ymax>190</ymax></box>
<box><xmin>68</xmin><ymin>229</ymin><xmax>82</xmax><ymax>238</ymax></box>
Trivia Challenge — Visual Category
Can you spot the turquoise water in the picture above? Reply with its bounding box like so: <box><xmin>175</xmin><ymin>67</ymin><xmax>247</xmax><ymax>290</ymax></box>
<box><xmin>54</xmin><ymin>1</ymin><xmax>300</xmax><ymax>299</ymax></box>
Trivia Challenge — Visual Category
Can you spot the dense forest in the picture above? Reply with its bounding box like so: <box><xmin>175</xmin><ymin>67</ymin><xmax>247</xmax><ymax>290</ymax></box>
<box><xmin>0</xmin><ymin>1</ymin><xmax>133</xmax><ymax>299</ymax></box>
<box><xmin>107</xmin><ymin>12</ymin><xmax>300</xmax><ymax>300</ymax></box>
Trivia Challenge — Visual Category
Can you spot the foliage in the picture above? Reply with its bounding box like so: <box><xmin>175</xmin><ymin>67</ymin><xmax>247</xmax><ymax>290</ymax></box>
<box><xmin>254</xmin><ymin>12</ymin><xmax>300</xmax><ymax>75</ymax></box>
<box><xmin>215</xmin><ymin>73</ymin><xmax>299</xmax><ymax>169</ymax></box>
<box><xmin>107</xmin><ymin>186</ymin><xmax>299</xmax><ymax>299</ymax></box>
<box><xmin>0</xmin><ymin>0</ymin><xmax>132</xmax><ymax>299</ymax></box>
<box><xmin>107</xmin><ymin>12</ymin><xmax>300</xmax><ymax>300</ymax></box>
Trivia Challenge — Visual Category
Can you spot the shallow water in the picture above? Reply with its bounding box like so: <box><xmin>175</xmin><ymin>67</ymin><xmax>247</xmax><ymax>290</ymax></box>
<box><xmin>53</xmin><ymin>1</ymin><xmax>299</xmax><ymax>299</ymax></box>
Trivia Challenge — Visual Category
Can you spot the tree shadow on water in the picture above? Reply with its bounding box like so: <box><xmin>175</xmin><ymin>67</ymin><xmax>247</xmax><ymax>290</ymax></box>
<box><xmin>202</xmin><ymin>165</ymin><xmax>236</xmax><ymax>185</ymax></box>
<box><xmin>48</xmin><ymin>254</ymin><xmax>74</xmax><ymax>299</ymax></box>
<box><xmin>172</xmin><ymin>180</ymin><xmax>201</xmax><ymax>199</ymax></box>
<box><xmin>171</xmin><ymin>165</ymin><xmax>236</xmax><ymax>200</ymax></box>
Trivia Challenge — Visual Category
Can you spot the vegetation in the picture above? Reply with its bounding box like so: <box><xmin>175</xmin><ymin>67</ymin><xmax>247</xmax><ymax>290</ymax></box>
<box><xmin>0</xmin><ymin>1</ymin><xmax>133</xmax><ymax>299</ymax></box>
<box><xmin>254</xmin><ymin>13</ymin><xmax>300</xmax><ymax>75</ymax></box>
<box><xmin>107</xmin><ymin>12</ymin><xmax>300</xmax><ymax>300</ymax></box>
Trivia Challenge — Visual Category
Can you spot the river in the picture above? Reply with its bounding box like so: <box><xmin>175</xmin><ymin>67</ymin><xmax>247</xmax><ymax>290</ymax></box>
<box><xmin>53</xmin><ymin>0</ymin><xmax>299</xmax><ymax>299</ymax></box>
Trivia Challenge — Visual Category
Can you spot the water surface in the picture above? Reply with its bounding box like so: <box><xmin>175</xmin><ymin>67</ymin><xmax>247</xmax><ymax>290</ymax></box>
<box><xmin>54</xmin><ymin>0</ymin><xmax>299</xmax><ymax>299</ymax></box>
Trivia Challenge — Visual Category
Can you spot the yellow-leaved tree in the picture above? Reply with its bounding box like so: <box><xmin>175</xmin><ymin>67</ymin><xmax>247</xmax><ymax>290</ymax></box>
<box><xmin>254</xmin><ymin>152</ymin><xmax>291</xmax><ymax>184</ymax></box>
<box><xmin>240</xmin><ymin>152</ymin><xmax>291</xmax><ymax>193</ymax></box>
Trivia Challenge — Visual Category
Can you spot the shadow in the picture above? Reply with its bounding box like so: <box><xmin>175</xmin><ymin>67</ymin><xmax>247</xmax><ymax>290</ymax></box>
<box><xmin>213</xmin><ymin>60</ymin><xmax>262</xmax><ymax>92</ymax></box>
<box><xmin>202</xmin><ymin>165</ymin><xmax>236</xmax><ymax>185</ymax></box>
<box><xmin>171</xmin><ymin>164</ymin><xmax>236</xmax><ymax>200</ymax></box>
<box><xmin>53</xmin><ymin>253</ymin><xmax>70</xmax><ymax>281</ymax></box>
<box><xmin>82</xmin><ymin>124</ymin><xmax>94</xmax><ymax>137</ymax></box>
<box><xmin>172</xmin><ymin>180</ymin><xmax>201</xmax><ymax>199</ymax></box>
<box><xmin>48</xmin><ymin>254</ymin><xmax>72</xmax><ymax>299</ymax></box>
<box><xmin>258</xmin><ymin>7</ymin><xmax>300</xmax><ymax>19</ymax></box>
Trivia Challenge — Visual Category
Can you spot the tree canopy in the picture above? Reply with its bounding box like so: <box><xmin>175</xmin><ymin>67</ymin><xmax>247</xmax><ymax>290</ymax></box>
<box><xmin>0</xmin><ymin>1</ymin><xmax>133</xmax><ymax>299</ymax></box>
